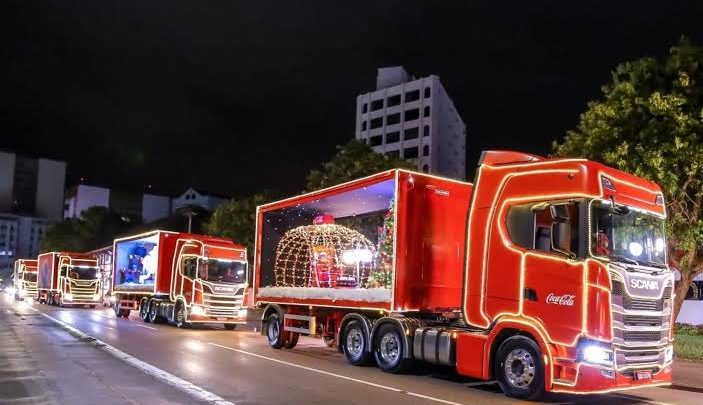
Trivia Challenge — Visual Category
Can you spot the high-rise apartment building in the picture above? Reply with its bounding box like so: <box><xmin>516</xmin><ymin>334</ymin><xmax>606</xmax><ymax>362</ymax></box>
<box><xmin>355</xmin><ymin>67</ymin><xmax>467</xmax><ymax>180</ymax></box>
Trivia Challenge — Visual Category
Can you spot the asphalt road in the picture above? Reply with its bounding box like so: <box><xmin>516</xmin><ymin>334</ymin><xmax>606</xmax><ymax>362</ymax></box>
<box><xmin>4</xmin><ymin>297</ymin><xmax>702</xmax><ymax>405</ymax></box>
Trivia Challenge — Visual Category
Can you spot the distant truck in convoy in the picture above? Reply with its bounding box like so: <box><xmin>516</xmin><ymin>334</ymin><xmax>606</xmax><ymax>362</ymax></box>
<box><xmin>37</xmin><ymin>252</ymin><xmax>101</xmax><ymax>307</ymax></box>
<box><xmin>13</xmin><ymin>259</ymin><xmax>38</xmax><ymax>301</ymax></box>
<box><xmin>253</xmin><ymin>151</ymin><xmax>674</xmax><ymax>399</ymax></box>
<box><xmin>109</xmin><ymin>230</ymin><xmax>248</xmax><ymax>329</ymax></box>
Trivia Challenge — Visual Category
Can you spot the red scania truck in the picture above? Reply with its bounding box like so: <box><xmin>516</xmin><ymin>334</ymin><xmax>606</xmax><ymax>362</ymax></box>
<box><xmin>253</xmin><ymin>151</ymin><xmax>674</xmax><ymax>399</ymax></box>
<box><xmin>13</xmin><ymin>259</ymin><xmax>38</xmax><ymax>301</ymax></box>
<box><xmin>110</xmin><ymin>230</ymin><xmax>248</xmax><ymax>329</ymax></box>
<box><xmin>37</xmin><ymin>252</ymin><xmax>101</xmax><ymax>307</ymax></box>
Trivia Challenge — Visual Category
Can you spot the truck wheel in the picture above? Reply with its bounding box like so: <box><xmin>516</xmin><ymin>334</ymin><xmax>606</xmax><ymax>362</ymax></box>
<box><xmin>113</xmin><ymin>300</ymin><xmax>121</xmax><ymax>317</ymax></box>
<box><xmin>140</xmin><ymin>299</ymin><xmax>151</xmax><ymax>322</ymax></box>
<box><xmin>175</xmin><ymin>303</ymin><xmax>189</xmax><ymax>329</ymax></box>
<box><xmin>266</xmin><ymin>313</ymin><xmax>286</xmax><ymax>349</ymax></box>
<box><xmin>494</xmin><ymin>336</ymin><xmax>545</xmax><ymax>400</ymax></box>
<box><xmin>284</xmin><ymin>332</ymin><xmax>299</xmax><ymax>349</ymax></box>
<box><xmin>224</xmin><ymin>324</ymin><xmax>237</xmax><ymax>331</ymax></box>
<box><xmin>149</xmin><ymin>301</ymin><xmax>163</xmax><ymax>324</ymax></box>
<box><xmin>343</xmin><ymin>320</ymin><xmax>371</xmax><ymax>366</ymax></box>
<box><xmin>373</xmin><ymin>323</ymin><xmax>413</xmax><ymax>373</ymax></box>
<box><xmin>120</xmin><ymin>309</ymin><xmax>131</xmax><ymax>318</ymax></box>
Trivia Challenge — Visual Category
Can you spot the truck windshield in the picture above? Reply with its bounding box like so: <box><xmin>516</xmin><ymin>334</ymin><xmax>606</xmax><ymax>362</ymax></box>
<box><xmin>199</xmin><ymin>259</ymin><xmax>246</xmax><ymax>284</ymax></box>
<box><xmin>67</xmin><ymin>266</ymin><xmax>99</xmax><ymax>280</ymax></box>
<box><xmin>23</xmin><ymin>273</ymin><xmax>37</xmax><ymax>282</ymax></box>
<box><xmin>591</xmin><ymin>201</ymin><xmax>667</xmax><ymax>267</ymax></box>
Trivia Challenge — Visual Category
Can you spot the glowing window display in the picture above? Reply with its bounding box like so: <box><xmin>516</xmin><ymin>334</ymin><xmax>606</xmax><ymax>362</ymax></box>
<box><xmin>114</xmin><ymin>234</ymin><xmax>159</xmax><ymax>290</ymax></box>
<box><xmin>260</xmin><ymin>179</ymin><xmax>395</xmax><ymax>294</ymax></box>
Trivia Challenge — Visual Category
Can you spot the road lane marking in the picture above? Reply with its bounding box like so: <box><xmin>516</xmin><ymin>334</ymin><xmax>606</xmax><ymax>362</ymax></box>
<box><xmin>209</xmin><ymin>342</ymin><xmax>465</xmax><ymax>405</ymax></box>
<box><xmin>135</xmin><ymin>324</ymin><xmax>159</xmax><ymax>331</ymax></box>
<box><xmin>27</xmin><ymin>307</ymin><xmax>234</xmax><ymax>405</ymax></box>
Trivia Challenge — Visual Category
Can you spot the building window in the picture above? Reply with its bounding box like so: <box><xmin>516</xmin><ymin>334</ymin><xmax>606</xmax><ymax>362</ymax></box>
<box><xmin>424</xmin><ymin>87</ymin><xmax>431</xmax><ymax>98</ymax></box>
<box><xmin>369</xmin><ymin>135</ymin><xmax>383</xmax><ymax>146</ymax></box>
<box><xmin>423</xmin><ymin>145</ymin><xmax>430</xmax><ymax>156</ymax></box>
<box><xmin>386</xmin><ymin>150</ymin><xmax>400</xmax><ymax>158</ymax></box>
<box><xmin>423</xmin><ymin>106</ymin><xmax>431</xmax><ymax>117</ymax></box>
<box><xmin>386</xmin><ymin>113</ymin><xmax>401</xmax><ymax>125</ymax></box>
<box><xmin>405</xmin><ymin>89</ymin><xmax>420</xmax><ymax>102</ymax></box>
<box><xmin>404</xmin><ymin>127</ymin><xmax>419</xmax><ymax>140</ymax></box>
<box><xmin>386</xmin><ymin>131</ymin><xmax>400</xmax><ymax>144</ymax></box>
<box><xmin>404</xmin><ymin>147</ymin><xmax>419</xmax><ymax>159</ymax></box>
<box><xmin>423</xmin><ymin>125</ymin><xmax>430</xmax><ymax>137</ymax></box>
<box><xmin>404</xmin><ymin>108</ymin><xmax>420</xmax><ymax>121</ymax></box>
<box><xmin>371</xmin><ymin>99</ymin><xmax>384</xmax><ymax>111</ymax></box>
<box><xmin>361</xmin><ymin>121</ymin><xmax>367</xmax><ymax>131</ymax></box>
<box><xmin>422</xmin><ymin>164</ymin><xmax>429</xmax><ymax>173</ymax></box>
<box><xmin>387</xmin><ymin>94</ymin><xmax>401</xmax><ymax>107</ymax></box>
<box><xmin>370</xmin><ymin>117</ymin><xmax>383</xmax><ymax>129</ymax></box>
<box><xmin>362</xmin><ymin>103</ymin><xmax>368</xmax><ymax>113</ymax></box>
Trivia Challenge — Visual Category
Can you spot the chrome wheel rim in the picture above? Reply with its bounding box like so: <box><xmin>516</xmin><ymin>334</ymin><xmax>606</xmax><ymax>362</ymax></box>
<box><xmin>267</xmin><ymin>317</ymin><xmax>279</xmax><ymax>342</ymax></box>
<box><xmin>504</xmin><ymin>349</ymin><xmax>536</xmax><ymax>388</ymax></box>
<box><xmin>379</xmin><ymin>333</ymin><xmax>400</xmax><ymax>364</ymax></box>
<box><xmin>177</xmin><ymin>307</ymin><xmax>185</xmax><ymax>325</ymax></box>
<box><xmin>346</xmin><ymin>329</ymin><xmax>363</xmax><ymax>358</ymax></box>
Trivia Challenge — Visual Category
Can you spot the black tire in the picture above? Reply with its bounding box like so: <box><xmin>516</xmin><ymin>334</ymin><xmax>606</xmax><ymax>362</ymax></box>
<box><xmin>140</xmin><ymin>298</ymin><xmax>151</xmax><ymax>322</ymax></box>
<box><xmin>148</xmin><ymin>301</ymin><xmax>163</xmax><ymax>323</ymax></box>
<box><xmin>284</xmin><ymin>332</ymin><xmax>300</xmax><ymax>349</ymax></box>
<box><xmin>265</xmin><ymin>312</ymin><xmax>286</xmax><ymax>349</ymax></box>
<box><xmin>342</xmin><ymin>321</ymin><xmax>372</xmax><ymax>366</ymax></box>
<box><xmin>373</xmin><ymin>323</ymin><xmax>413</xmax><ymax>373</ymax></box>
<box><xmin>175</xmin><ymin>303</ymin><xmax>189</xmax><ymax>328</ymax></box>
<box><xmin>119</xmin><ymin>309</ymin><xmax>131</xmax><ymax>318</ymax></box>
<box><xmin>494</xmin><ymin>336</ymin><xmax>545</xmax><ymax>400</ymax></box>
<box><xmin>89</xmin><ymin>305</ymin><xmax>96</xmax><ymax>309</ymax></box>
<box><xmin>224</xmin><ymin>324</ymin><xmax>238</xmax><ymax>331</ymax></box>
<box><xmin>47</xmin><ymin>294</ymin><xmax>53</xmax><ymax>306</ymax></box>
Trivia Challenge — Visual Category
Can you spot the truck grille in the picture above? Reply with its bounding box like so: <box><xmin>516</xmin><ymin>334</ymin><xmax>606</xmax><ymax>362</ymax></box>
<box><xmin>623</xmin><ymin>296</ymin><xmax>663</xmax><ymax>311</ymax></box>
<box><xmin>623</xmin><ymin>315</ymin><xmax>662</xmax><ymax>327</ymax></box>
<box><xmin>202</xmin><ymin>288</ymin><xmax>244</xmax><ymax>317</ymax></box>
<box><xmin>68</xmin><ymin>280</ymin><xmax>100</xmax><ymax>301</ymax></box>
<box><xmin>623</xmin><ymin>331</ymin><xmax>664</xmax><ymax>342</ymax></box>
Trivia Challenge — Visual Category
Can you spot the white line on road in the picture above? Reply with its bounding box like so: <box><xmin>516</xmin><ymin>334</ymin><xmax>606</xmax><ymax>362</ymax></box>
<box><xmin>209</xmin><ymin>342</ymin><xmax>465</xmax><ymax>405</ymax></box>
<box><xmin>28</xmin><ymin>307</ymin><xmax>233</xmax><ymax>405</ymax></box>
<box><xmin>135</xmin><ymin>324</ymin><xmax>159</xmax><ymax>331</ymax></box>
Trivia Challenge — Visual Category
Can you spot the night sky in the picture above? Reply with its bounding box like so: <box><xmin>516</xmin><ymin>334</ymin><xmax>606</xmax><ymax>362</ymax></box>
<box><xmin>2</xmin><ymin>1</ymin><xmax>702</xmax><ymax>198</ymax></box>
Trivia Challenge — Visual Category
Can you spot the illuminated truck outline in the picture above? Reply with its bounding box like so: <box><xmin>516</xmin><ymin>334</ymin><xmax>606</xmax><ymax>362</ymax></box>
<box><xmin>253</xmin><ymin>151</ymin><xmax>674</xmax><ymax>399</ymax></box>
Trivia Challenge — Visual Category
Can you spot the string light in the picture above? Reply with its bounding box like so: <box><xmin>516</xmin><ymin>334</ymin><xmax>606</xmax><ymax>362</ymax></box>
<box><xmin>274</xmin><ymin>223</ymin><xmax>377</xmax><ymax>288</ymax></box>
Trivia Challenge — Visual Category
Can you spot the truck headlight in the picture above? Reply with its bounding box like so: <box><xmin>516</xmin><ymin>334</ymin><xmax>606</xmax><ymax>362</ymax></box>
<box><xmin>190</xmin><ymin>305</ymin><xmax>205</xmax><ymax>316</ymax></box>
<box><xmin>238</xmin><ymin>309</ymin><xmax>248</xmax><ymax>318</ymax></box>
<box><xmin>109</xmin><ymin>295</ymin><xmax>117</xmax><ymax>303</ymax></box>
<box><xmin>64</xmin><ymin>293</ymin><xmax>74</xmax><ymax>301</ymax></box>
<box><xmin>665</xmin><ymin>346</ymin><xmax>674</xmax><ymax>363</ymax></box>
<box><xmin>582</xmin><ymin>344</ymin><xmax>613</xmax><ymax>366</ymax></box>
<box><xmin>7</xmin><ymin>287</ymin><xmax>16</xmax><ymax>296</ymax></box>
<box><xmin>93</xmin><ymin>294</ymin><xmax>101</xmax><ymax>301</ymax></box>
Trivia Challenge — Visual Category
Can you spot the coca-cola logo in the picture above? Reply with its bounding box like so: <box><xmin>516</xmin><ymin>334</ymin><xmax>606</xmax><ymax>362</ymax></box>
<box><xmin>546</xmin><ymin>293</ymin><xmax>576</xmax><ymax>306</ymax></box>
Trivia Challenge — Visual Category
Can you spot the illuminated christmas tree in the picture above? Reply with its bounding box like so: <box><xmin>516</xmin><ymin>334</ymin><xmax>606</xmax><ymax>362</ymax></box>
<box><xmin>368</xmin><ymin>200</ymin><xmax>394</xmax><ymax>288</ymax></box>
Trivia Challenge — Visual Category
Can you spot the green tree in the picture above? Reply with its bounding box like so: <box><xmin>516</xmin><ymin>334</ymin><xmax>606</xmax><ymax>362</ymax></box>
<box><xmin>205</xmin><ymin>193</ymin><xmax>276</xmax><ymax>262</ymax></box>
<box><xmin>41</xmin><ymin>207</ymin><xmax>137</xmax><ymax>252</ymax></box>
<box><xmin>553</xmin><ymin>38</ymin><xmax>703</xmax><ymax>319</ymax></box>
<box><xmin>305</xmin><ymin>139</ymin><xmax>414</xmax><ymax>191</ymax></box>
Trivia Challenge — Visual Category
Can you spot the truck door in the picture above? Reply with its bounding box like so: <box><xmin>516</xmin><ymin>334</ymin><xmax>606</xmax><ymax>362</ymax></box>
<box><xmin>505</xmin><ymin>200</ymin><xmax>587</xmax><ymax>346</ymax></box>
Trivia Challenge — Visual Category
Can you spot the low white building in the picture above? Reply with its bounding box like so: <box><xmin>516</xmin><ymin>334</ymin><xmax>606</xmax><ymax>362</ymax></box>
<box><xmin>355</xmin><ymin>66</ymin><xmax>467</xmax><ymax>180</ymax></box>
<box><xmin>171</xmin><ymin>188</ymin><xmax>227</xmax><ymax>214</ymax></box>
<box><xmin>64</xmin><ymin>184</ymin><xmax>171</xmax><ymax>223</ymax></box>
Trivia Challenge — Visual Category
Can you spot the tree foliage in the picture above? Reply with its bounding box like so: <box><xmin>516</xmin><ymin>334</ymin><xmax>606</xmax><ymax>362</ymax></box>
<box><xmin>553</xmin><ymin>38</ymin><xmax>703</xmax><ymax>318</ymax></box>
<box><xmin>305</xmin><ymin>139</ymin><xmax>414</xmax><ymax>191</ymax></box>
<box><xmin>205</xmin><ymin>193</ymin><xmax>275</xmax><ymax>262</ymax></box>
<box><xmin>41</xmin><ymin>206</ymin><xmax>137</xmax><ymax>252</ymax></box>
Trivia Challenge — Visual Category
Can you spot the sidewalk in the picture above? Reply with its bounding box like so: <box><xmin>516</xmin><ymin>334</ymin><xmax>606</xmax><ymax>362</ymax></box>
<box><xmin>0</xmin><ymin>298</ymin><xmax>205</xmax><ymax>404</ymax></box>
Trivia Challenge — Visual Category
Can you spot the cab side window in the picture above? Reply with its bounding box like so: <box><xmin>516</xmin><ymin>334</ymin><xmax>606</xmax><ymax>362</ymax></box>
<box><xmin>182</xmin><ymin>258</ymin><xmax>197</xmax><ymax>279</ymax></box>
<box><xmin>506</xmin><ymin>200</ymin><xmax>584</xmax><ymax>258</ymax></box>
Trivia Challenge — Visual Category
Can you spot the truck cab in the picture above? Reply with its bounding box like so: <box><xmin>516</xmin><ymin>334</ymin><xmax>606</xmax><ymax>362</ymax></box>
<box><xmin>13</xmin><ymin>259</ymin><xmax>38</xmax><ymax>301</ymax></box>
<box><xmin>38</xmin><ymin>252</ymin><xmax>102</xmax><ymax>307</ymax></box>
<box><xmin>458</xmin><ymin>151</ymin><xmax>673</xmax><ymax>397</ymax></box>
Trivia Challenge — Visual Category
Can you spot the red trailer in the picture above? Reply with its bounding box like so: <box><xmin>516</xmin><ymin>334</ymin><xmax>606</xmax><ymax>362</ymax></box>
<box><xmin>37</xmin><ymin>252</ymin><xmax>101</xmax><ymax>307</ymax></box>
<box><xmin>13</xmin><ymin>259</ymin><xmax>38</xmax><ymax>301</ymax></box>
<box><xmin>110</xmin><ymin>230</ymin><xmax>248</xmax><ymax>329</ymax></box>
<box><xmin>254</xmin><ymin>151</ymin><xmax>674</xmax><ymax>399</ymax></box>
